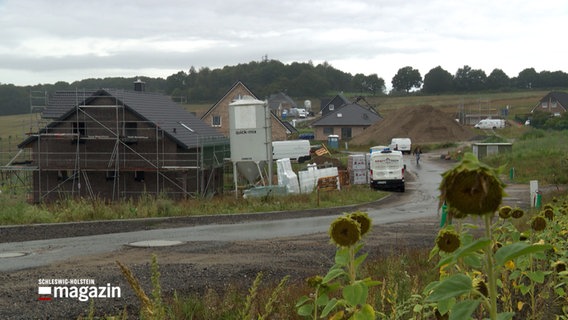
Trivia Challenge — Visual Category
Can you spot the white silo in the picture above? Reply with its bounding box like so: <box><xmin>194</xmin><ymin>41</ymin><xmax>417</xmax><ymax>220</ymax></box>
<box><xmin>304</xmin><ymin>100</ymin><xmax>312</xmax><ymax>111</ymax></box>
<box><xmin>228</xmin><ymin>96</ymin><xmax>272</xmax><ymax>194</ymax></box>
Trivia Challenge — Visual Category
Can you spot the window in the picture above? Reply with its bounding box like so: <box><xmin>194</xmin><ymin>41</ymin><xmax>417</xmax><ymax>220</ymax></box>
<box><xmin>323</xmin><ymin>127</ymin><xmax>334</xmax><ymax>135</ymax></box>
<box><xmin>329</xmin><ymin>104</ymin><xmax>335</xmax><ymax>111</ymax></box>
<box><xmin>134</xmin><ymin>171</ymin><xmax>145</xmax><ymax>182</ymax></box>
<box><xmin>212</xmin><ymin>115</ymin><xmax>221</xmax><ymax>127</ymax></box>
<box><xmin>341</xmin><ymin>127</ymin><xmax>352</xmax><ymax>140</ymax></box>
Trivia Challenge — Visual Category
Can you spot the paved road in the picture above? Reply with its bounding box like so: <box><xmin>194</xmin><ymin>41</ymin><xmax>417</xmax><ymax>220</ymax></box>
<box><xmin>0</xmin><ymin>153</ymin><xmax>524</xmax><ymax>272</ymax></box>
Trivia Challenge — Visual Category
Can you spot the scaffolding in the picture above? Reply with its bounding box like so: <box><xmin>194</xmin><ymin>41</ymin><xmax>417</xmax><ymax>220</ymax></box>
<box><xmin>0</xmin><ymin>91</ymin><xmax>230</xmax><ymax>203</ymax></box>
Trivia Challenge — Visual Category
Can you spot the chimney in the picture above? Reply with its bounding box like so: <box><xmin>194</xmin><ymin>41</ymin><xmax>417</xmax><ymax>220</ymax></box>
<box><xmin>133</xmin><ymin>79</ymin><xmax>146</xmax><ymax>92</ymax></box>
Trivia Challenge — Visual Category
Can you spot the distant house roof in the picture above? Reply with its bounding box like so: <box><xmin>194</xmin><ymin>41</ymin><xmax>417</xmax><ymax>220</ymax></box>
<box><xmin>267</xmin><ymin>92</ymin><xmax>297</xmax><ymax>111</ymax></box>
<box><xmin>311</xmin><ymin>103</ymin><xmax>382</xmax><ymax>127</ymax></box>
<box><xmin>531</xmin><ymin>91</ymin><xmax>568</xmax><ymax>113</ymax></box>
<box><xmin>200</xmin><ymin>80</ymin><xmax>294</xmax><ymax>137</ymax></box>
<box><xmin>201</xmin><ymin>81</ymin><xmax>258</xmax><ymax>120</ymax></box>
<box><xmin>320</xmin><ymin>93</ymin><xmax>351</xmax><ymax>116</ymax></box>
<box><xmin>22</xmin><ymin>88</ymin><xmax>224</xmax><ymax>149</ymax></box>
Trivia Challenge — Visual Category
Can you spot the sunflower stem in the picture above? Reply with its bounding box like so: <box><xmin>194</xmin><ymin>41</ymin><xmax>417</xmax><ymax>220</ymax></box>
<box><xmin>484</xmin><ymin>214</ymin><xmax>498</xmax><ymax>320</ymax></box>
<box><xmin>348</xmin><ymin>246</ymin><xmax>356</xmax><ymax>284</ymax></box>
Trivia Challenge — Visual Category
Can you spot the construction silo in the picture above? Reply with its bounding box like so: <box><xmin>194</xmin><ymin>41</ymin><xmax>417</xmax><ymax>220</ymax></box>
<box><xmin>228</xmin><ymin>96</ymin><xmax>272</xmax><ymax>193</ymax></box>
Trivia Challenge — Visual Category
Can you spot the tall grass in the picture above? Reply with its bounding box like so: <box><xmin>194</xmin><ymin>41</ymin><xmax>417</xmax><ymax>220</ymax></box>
<box><xmin>483</xmin><ymin>129</ymin><xmax>568</xmax><ymax>184</ymax></box>
<box><xmin>0</xmin><ymin>185</ymin><xmax>386</xmax><ymax>225</ymax></box>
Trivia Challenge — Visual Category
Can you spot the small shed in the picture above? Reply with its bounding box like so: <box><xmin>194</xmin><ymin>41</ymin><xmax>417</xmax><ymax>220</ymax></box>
<box><xmin>472</xmin><ymin>143</ymin><xmax>512</xmax><ymax>160</ymax></box>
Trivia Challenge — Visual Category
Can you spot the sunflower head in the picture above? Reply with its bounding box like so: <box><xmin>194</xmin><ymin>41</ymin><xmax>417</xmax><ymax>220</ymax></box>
<box><xmin>306</xmin><ymin>275</ymin><xmax>324</xmax><ymax>288</ymax></box>
<box><xmin>436</xmin><ymin>229</ymin><xmax>461</xmax><ymax>253</ymax></box>
<box><xmin>439</xmin><ymin>153</ymin><xmax>505</xmax><ymax>216</ymax></box>
<box><xmin>511</xmin><ymin>208</ymin><xmax>525</xmax><ymax>219</ymax></box>
<box><xmin>473</xmin><ymin>277</ymin><xmax>489</xmax><ymax>297</ymax></box>
<box><xmin>493</xmin><ymin>241</ymin><xmax>503</xmax><ymax>253</ymax></box>
<box><xmin>531</xmin><ymin>216</ymin><xmax>547</xmax><ymax>232</ymax></box>
<box><xmin>498</xmin><ymin>206</ymin><xmax>512</xmax><ymax>219</ymax></box>
<box><xmin>348</xmin><ymin>211</ymin><xmax>372</xmax><ymax>236</ymax></box>
<box><xmin>544</xmin><ymin>208</ymin><xmax>554</xmax><ymax>221</ymax></box>
<box><xmin>329</xmin><ymin>216</ymin><xmax>361</xmax><ymax>247</ymax></box>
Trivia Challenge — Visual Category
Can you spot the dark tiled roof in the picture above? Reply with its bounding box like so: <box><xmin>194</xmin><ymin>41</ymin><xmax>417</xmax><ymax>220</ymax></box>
<box><xmin>311</xmin><ymin>103</ymin><xmax>382</xmax><ymax>126</ymax></box>
<box><xmin>21</xmin><ymin>89</ymin><xmax>223</xmax><ymax>149</ymax></box>
<box><xmin>320</xmin><ymin>94</ymin><xmax>351</xmax><ymax>116</ymax></box>
<box><xmin>104</xmin><ymin>89</ymin><xmax>224</xmax><ymax>149</ymax></box>
<box><xmin>42</xmin><ymin>90</ymin><xmax>98</xmax><ymax>119</ymax></box>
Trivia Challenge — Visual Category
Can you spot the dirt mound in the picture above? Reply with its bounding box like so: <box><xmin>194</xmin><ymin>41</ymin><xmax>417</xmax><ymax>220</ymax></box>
<box><xmin>350</xmin><ymin>105</ymin><xmax>476</xmax><ymax>146</ymax></box>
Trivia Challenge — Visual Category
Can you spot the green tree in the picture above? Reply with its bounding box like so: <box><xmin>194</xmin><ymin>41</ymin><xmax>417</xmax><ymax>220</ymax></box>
<box><xmin>454</xmin><ymin>65</ymin><xmax>486</xmax><ymax>92</ymax></box>
<box><xmin>391</xmin><ymin>66</ymin><xmax>422</xmax><ymax>93</ymax></box>
<box><xmin>486</xmin><ymin>68</ymin><xmax>510</xmax><ymax>90</ymax></box>
<box><xmin>516</xmin><ymin>68</ymin><xmax>539</xmax><ymax>89</ymax></box>
<box><xmin>422</xmin><ymin>66</ymin><xmax>453</xmax><ymax>94</ymax></box>
<box><xmin>538</xmin><ymin>70</ymin><xmax>568</xmax><ymax>88</ymax></box>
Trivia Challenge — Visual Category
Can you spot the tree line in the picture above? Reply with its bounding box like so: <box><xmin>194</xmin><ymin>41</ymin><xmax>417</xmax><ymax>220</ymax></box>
<box><xmin>1</xmin><ymin>59</ymin><xmax>567</xmax><ymax>116</ymax></box>
<box><xmin>391</xmin><ymin>65</ymin><xmax>568</xmax><ymax>93</ymax></box>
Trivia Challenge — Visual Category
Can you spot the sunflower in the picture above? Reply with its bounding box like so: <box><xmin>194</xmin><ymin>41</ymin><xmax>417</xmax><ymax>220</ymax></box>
<box><xmin>306</xmin><ymin>275</ymin><xmax>324</xmax><ymax>288</ymax></box>
<box><xmin>349</xmin><ymin>211</ymin><xmax>372</xmax><ymax>236</ymax></box>
<box><xmin>473</xmin><ymin>278</ymin><xmax>489</xmax><ymax>297</ymax></box>
<box><xmin>436</xmin><ymin>229</ymin><xmax>461</xmax><ymax>253</ymax></box>
<box><xmin>544</xmin><ymin>208</ymin><xmax>554</xmax><ymax>221</ymax></box>
<box><xmin>329</xmin><ymin>216</ymin><xmax>361</xmax><ymax>247</ymax></box>
<box><xmin>439</xmin><ymin>153</ymin><xmax>505</xmax><ymax>216</ymax></box>
<box><xmin>511</xmin><ymin>208</ymin><xmax>525</xmax><ymax>219</ymax></box>
<box><xmin>498</xmin><ymin>206</ymin><xmax>512</xmax><ymax>219</ymax></box>
<box><xmin>531</xmin><ymin>216</ymin><xmax>547</xmax><ymax>232</ymax></box>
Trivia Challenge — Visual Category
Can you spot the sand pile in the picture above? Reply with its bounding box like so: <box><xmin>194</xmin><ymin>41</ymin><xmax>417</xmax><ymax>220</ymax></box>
<box><xmin>349</xmin><ymin>105</ymin><xmax>476</xmax><ymax>146</ymax></box>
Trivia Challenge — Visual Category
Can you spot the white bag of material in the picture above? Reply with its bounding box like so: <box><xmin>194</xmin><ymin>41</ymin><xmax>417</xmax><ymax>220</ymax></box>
<box><xmin>276</xmin><ymin>158</ymin><xmax>299</xmax><ymax>194</ymax></box>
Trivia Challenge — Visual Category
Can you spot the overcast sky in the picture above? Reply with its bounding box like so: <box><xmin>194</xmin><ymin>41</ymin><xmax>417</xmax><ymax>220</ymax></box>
<box><xmin>1</xmin><ymin>0</ymin><xmax>567</xmax><ymax>89</ymax></box>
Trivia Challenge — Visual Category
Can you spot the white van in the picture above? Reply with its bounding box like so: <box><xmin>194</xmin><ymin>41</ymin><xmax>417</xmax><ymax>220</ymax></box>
<box><xmin>474</xmin><ymin>119</ymin><xmax>506</xmax><ymax>129</ymax></box>
<box><xmin>389</xmin><ymin>138</ymin><xmax>412</xmax><ymax>154</ymax></box>
<box><xmin>272</xmin><ymin>140</ymin><xmax>311</xmax><ymax>163</ymax></box>
<box><xmin>369</xmin><ymin>148</ymin><xmax>405</xmax><ymax>192</ymax></box>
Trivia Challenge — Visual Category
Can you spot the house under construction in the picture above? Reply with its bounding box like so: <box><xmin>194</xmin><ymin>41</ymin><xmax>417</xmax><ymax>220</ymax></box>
<box><xmin>2</xmin><ymin>82</ymin><xmax>229</xmax><ymax>203</ymax></box>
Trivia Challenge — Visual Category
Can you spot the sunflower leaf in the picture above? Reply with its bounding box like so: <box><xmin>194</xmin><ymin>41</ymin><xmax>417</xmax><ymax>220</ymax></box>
<box><xmin>495</xmin><ymin>242</ymin><xmax>551</xmax><ymax>267</ymax></box>
<box><xmin>426</xmin><ymin>274</ymin><xmax>472</xmax><ymax>302</ymax></box>
<box><xmin>437</xmin><ymin>238</ymin><xmax>490</xmax><ymax>268</ymax></box>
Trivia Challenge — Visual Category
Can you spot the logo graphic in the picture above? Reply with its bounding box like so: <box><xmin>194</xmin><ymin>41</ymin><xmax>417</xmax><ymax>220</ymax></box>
<box><xmin>38</xmin><ymin>286</ymin><xmax>52</xmax><ymax>301</ymax></box>
<box><xmin>37</xmin><ymin>278</ymin><xmax>121</xmax><ymax>302</ymax></box>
